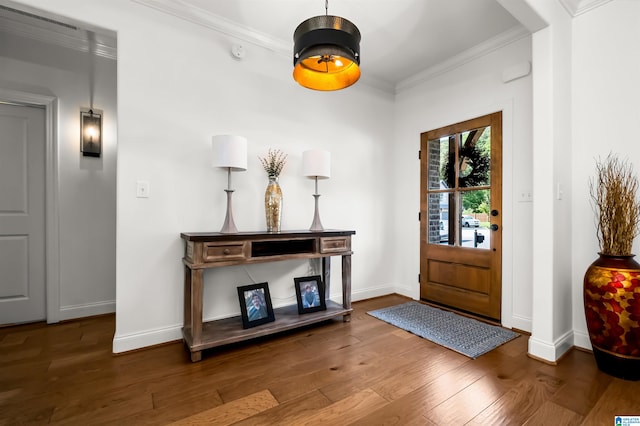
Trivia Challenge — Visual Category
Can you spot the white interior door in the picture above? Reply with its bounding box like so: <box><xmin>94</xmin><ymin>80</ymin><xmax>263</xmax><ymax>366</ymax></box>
<box><xmin>0</xmin><ymin>103</ymin><xmax>46</xmax><ymax>325</ymax></box>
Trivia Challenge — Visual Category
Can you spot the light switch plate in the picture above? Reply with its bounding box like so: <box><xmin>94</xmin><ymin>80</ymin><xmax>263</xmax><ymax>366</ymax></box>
<box><xmin>517</xmin><ymin>189</ymin><xmax>532</xmax><ymax>203</ymax></box>
<box><xmin>136</xmin><ymin>180</ymin><xmax>150</xmax><ymax>198</ymax></box>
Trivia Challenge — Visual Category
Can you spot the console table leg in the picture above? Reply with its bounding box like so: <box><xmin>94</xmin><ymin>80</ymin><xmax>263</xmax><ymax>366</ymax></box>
<box><xmin>191</xmin><ymin>269</ymin><xmax>203</xmax><ymax>346</ymax></box>
<box><xmin>322</xmin><ymin>257</ymin><xmax>331</xmax><ymax>302</ymax></box>
<box><xmin>342</xmin><ymin>254</ymin><xmax>352</xmax><ymax>309</ymax></box>
<box><xmin>183</xmin><ymin>266</ymin><xmax>192</xmax><ymax>333</ymax></box>
<box><xmin>190</xmin><ymin>350</ymin><xmax>202</xmax><ymax>363</ymax></box>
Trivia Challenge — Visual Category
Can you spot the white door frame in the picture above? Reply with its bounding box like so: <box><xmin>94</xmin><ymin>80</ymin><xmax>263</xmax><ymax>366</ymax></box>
<box><xmin>1</xmin><ymin>88</ymin><xmax>60</xmax><ymax>324</ymax></box>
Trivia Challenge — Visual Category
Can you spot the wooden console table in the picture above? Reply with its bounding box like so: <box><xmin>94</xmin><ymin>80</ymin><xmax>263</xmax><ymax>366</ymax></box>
<box><xmin>180</xmin><ymin>230</ymin><xmax>355</xmax><ymax>362</ymax></box>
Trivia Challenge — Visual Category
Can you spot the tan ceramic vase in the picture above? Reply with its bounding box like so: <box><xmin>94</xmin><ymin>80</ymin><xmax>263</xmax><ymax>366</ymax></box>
<box><xmin>264</xmin><ymin>176</ymin><xmax>282</xmax><ymax>232</ymax></box>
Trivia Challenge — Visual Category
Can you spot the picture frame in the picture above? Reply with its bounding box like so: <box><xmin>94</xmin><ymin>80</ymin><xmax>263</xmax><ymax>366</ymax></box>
<box><xmin>294</xmin><ymin>275</ymin><xmax>326</xmax><ymax>314</ymax></box>
<box><xmin>237</xmin><ymin>282</ymin><xmax>275</xmax><ymax>329</ymax></box>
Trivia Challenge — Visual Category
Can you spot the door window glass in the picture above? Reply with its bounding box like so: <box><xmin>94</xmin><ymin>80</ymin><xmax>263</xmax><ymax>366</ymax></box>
<box><xmin>425</xmin><ymin>126</ymin><xmax>491</xmax><ymax>249</ymax></box>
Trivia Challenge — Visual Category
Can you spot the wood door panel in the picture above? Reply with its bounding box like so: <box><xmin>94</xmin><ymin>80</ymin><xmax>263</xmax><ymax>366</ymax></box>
<box><xmin>423</xmin><ymin>281</ymin><xmax>495</xmax><ymax>318</ymax></box>
<box><xmin>426</xmin><ymin>259</ymin><xmax>490</xmax><ymax>294</ymax></box>
<box><xmin>425</xmin><ymin>244</ymin><xmax>491</xmax><ymax>265</ymax></box>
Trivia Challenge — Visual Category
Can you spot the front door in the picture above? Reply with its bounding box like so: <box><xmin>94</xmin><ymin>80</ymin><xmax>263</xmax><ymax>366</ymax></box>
<box><xmin>0</xmin><ymin>102</ymin><xmax>46</xmax><ymax>324</ymax></box>
<box><xmin>420</xmin><ymin>112</ymin><xmax>502</xmax><ymax>320</ymax></box>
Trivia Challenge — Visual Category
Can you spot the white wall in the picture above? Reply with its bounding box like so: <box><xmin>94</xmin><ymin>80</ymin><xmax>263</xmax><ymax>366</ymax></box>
<box><xmin>4</xmin><ymin>0</ymin><xmax>396</xmax><ymax>352</ymax></box>
<box><xmin>0</xmin><ymin>30</ymin><xmax>117</xmax><ymax>321</ymax></box>
<box><xmin>116</xmin><ymin>4</ymin><xmax>396</xmax><ymax>351</ymax></box>
<box><xmin>393</xmin><ymin>36</ymin><xmax>534</xmax><ymax>331</ymax></box>
<box><xmin>571</xmin><ymin>0</ymin><xmax>640</xmax><ymax>349</ymax></box>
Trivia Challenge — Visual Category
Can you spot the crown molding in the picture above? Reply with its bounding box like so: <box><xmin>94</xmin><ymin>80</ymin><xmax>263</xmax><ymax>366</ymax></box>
<box><xmin>0</xmin><ymin>5</ymin><xmax>116</xmax><ymax>60</ymax></box>
<box><xmin>132</xmin><ymin>0</ymin><xmax>290</xmax><ymax>56</ymax></box>
<box><xmin>132</xmin><ymin>0</ymin><xmax>397</xmax><ymax>94</ymax></box>
<box><xmin>559</xmin><ymin>0</ymin><xmax>612</xmax><ymax>17</ymax></box>
<box><xmin>131</xmin><ymin>0</ymin><xmax>533</xmax><ymax>95</ymax></box>
<box><xmin>396</xmin><ymin>25</ymin><xmax>530</xmax><ymax>93</ymax></box>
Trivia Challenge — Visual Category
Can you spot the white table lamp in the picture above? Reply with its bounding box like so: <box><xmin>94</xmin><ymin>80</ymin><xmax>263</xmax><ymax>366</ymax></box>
<box><xmin>302</xmin><ymin>149</ymin><xmax>330</xmax><ymax>231</ymax></box>
<box><xmin>212</xmin><ymin>135</ymin><xmax>247</xmax><ymax>233</ymax></box>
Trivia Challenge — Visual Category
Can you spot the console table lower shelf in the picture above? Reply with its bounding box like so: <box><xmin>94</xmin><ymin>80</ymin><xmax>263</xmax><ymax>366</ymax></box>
<box><xmin>182</xmin><ymin>300</ymin><xmax>352</xmax><ymax>361</ymax></box>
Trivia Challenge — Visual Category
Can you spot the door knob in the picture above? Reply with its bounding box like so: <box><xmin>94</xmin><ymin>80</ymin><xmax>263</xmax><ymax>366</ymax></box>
<box><xmin>491</xmin><ymin>209</ymin><xmax>499</xmax><ymax>216</ymax></box>
<box><xmin>490</xmin><ymin>224</ymin><xmax>499</xmax><ymax>231</ymax></box>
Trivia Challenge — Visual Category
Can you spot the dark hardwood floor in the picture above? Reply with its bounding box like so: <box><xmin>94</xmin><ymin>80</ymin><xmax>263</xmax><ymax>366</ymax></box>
<box><xmin>1</xmin><ymin>294</ymin><xmax>638</xmax><ymax>425</ymax></box>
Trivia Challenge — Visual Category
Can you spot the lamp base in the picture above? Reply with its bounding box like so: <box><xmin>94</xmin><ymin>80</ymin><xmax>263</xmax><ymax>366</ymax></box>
<box><xmin>220</xmin><ymin>189</ymin><xmax>238</xmax><ymax>234</ymax></box>
<box><xmin>309</xmin><ymin>194</ymin><xmax>323</xmax><ymax>231</ymax></box>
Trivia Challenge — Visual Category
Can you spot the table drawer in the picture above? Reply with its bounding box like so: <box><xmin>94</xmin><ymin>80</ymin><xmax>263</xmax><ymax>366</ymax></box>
<box><xmin>203</xmin><ymin>242</ymin><xmax>247</xmax><ymax>262</ymax></box>
<box><xmin>320</xmin><ymin>236</ymin><xmax>351</xmax><ymax>254</ymax></box>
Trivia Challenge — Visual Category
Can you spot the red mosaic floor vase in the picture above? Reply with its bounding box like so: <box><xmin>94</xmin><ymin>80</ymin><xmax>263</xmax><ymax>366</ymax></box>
<box><xmin>584</xmin><ymin>254</ymin><xmax>640</xmax><ymax>380</ymax></box>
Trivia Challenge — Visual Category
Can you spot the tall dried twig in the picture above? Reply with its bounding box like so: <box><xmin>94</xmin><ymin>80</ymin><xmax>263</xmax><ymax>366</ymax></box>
<box><xmin>589</xmin><ymin>154</ymin><xmax>640</xmax><ymax>255</ymax></box>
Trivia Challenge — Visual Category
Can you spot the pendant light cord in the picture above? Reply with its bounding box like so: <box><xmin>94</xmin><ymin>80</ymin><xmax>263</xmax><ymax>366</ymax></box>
<box><xmin>325</xmin><ymin>0</ymin><xmax>328</xmax><ymax>15</ymax></box>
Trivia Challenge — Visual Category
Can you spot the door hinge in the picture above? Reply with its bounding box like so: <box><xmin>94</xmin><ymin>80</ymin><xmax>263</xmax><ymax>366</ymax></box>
<box><xmin>418</xmin><ymin>273</ymin><xmax>421</xmax><ymax>282</ymax></box>
<box><xmin>418</xmin><ymin>212</ymin><xmax>421</xmax><ymax>221</ymax></box>
<box><xmin>418</xmin><ymin>150</ymin><xmax>421</xmax><ymax>160</ymax></box>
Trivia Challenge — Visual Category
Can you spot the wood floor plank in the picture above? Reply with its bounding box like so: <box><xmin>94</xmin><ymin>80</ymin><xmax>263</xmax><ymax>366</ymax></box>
<box><xmin>424</xmin><ymin>374</ymin><xmax>508</xmax><ymax>424</ymax></box>
<box><xmin>49</xmin><ymin>392</ymin><xmax>154</xmax><ymax>425</ymax></box>
<box><xmin>541</xmin><ymin>350</ymin><xmax>613</xmax><ymax>416</ymax></box>
<box><xmin>349</xmin><ymin>358</ymin><xmax>489</xmax><ymax>425</ymax></box>
<box><xmin>467</xmin><ymin>378</ymin><xmax>550</xmax><ymax>425</ymax></box>
<box><xmin>169</xmin><ymin>389</ymin><xmax>279</xmax><ymax>425</ymax></box>
<box><xmin>0</xmin><ymin>404</ymin><xmax>53</xmax><ymax>426</ymax></box>
<box><xmin>232</xmin><ymin>390</ymin><xmax>332</xmax><ymax>426</ymax></box>
<box><xmin>523</xmin><ymin>400</ymin><xmax>583</xmax><ymax>425</ymax></box>
<box><xmin>369</xmin><ymin>347</ymin><xmax>468</xmax><ymax>401</ymax></box>
<box><xmin>310</xmin><ymin>331</ymin><xmax>442</xmax><ymax>402</ymax></box>
<box><xmin>294</xmin><ymin>388</ymin><xmax>388</xmax><ymax>426</ymax></box>
<box><xmin>580</xmin><ymin>379</ymin><xmax>640</xmax><ymax>425</ymax></box>
<box><xmin>264</xmin><ymin>329</ymin><xmax>429</xmax><ymax>403</ymax></box>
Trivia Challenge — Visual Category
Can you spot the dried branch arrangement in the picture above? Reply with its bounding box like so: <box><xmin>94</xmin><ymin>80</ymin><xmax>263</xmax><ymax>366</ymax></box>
<box><xmin>259</xmin><ymin>148</ymin><xmax>287</xmax><ymax>178</ymax></box>
<box><xmin>589</xmin><ymin>154</ymin><xmax>640</xmax><ymax>255</ymax></box>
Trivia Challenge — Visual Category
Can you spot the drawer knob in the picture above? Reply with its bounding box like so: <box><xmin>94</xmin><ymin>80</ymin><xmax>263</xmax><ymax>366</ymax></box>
<box><xmin>223</xmin><ymin>248</ymin><xmax>231</xmax><ymax>255</ymax></box>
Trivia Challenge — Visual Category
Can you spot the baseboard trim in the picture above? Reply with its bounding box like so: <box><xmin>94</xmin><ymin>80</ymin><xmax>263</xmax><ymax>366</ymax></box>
<box><xmin>527</xmin><ymin>329</ymin><xmax>574</xmax><ymax>362</ymax></box>
<box><xmin>573</xmin><ymin>329</ymin><xmax>592</xmax><ymax>350</ymax></box>
<box><xmin>113</xmin><ymin>287</ymin><xmax>397</xmax><ymax>353</ymax></box>
<box><xmin>510</xmin><ymin>314</ymin><xmax>532</xmax><ymax>333</ymax></box>
<box><xmin>350</xmin><ymin>286</ymin><xmax>395</xmax><ymax>302</ymax></box>
<box><xmin>113</xmin><ymin>324</ymin><xmax>183</xmax><ymax>354</ymax></box>
<box><xmin>59</xmin><ymin>300</ymin><xmax>115</xmax><ymax>321</ymax></box>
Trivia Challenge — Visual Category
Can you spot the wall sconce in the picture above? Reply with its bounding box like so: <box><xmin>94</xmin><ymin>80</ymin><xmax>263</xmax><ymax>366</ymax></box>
<box><xmin>302</xmin><ymin>149</ymin><xmax>330</xmax><ymax>231</ymax></box>
<box><xmin>80</xmin><ymin>108</ymin><xmax>102</xmax><ymax>157</ymax></box>
<box><xmin>212</xmin><ymin>135</ymin><xmax>248</xmax><ymax>233</ymax></box>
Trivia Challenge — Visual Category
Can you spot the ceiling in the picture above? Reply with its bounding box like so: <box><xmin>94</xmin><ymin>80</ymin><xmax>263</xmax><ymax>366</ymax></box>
<box><xmin>0</xmin><ymin>0</ymin><xmax>542</xmax><ymax>93</ymax></box>
<box><xmin>135</xmin><ymin>0</ymin><xmax>528</xmax><ymax>93</ymax></box>
<box><xmin>0</xmin><ymin>0</ymin><xmax>613</xmax><ymax>92</ymax></box>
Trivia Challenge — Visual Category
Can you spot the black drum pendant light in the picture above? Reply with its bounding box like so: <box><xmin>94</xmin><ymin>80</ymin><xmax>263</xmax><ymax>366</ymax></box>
<box><xmin>293</xmin><ymin>0</ymin><xmax>361</xmax><ymax>91</ymax></box>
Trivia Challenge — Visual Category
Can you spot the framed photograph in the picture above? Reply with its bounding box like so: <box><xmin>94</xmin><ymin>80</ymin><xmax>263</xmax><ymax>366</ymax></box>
<box><xmin>294</xmin><ymin>275</ymin><xmax>326</xmax><ymax>314</ymax></box>
<box><xmin>237</xmin><ymin>282</ymin><xmax>275</xmax><ymax>329</ymax></box>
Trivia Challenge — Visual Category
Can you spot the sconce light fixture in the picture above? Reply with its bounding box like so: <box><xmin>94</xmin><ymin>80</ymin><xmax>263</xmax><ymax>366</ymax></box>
<box><xmin>302</xmin><ymin>149</ymin><xmax>330</xmax><ymax>231</ymax></box>
<box><xmin>293</xmin><ymin>0</ymin><xmax>361</xmax><ymax>91</ymax></box>
<box><xmin>212</xmin><ymin>135</ymin><xmax>248</xmax><ymax>233</ymax></box>
<box><xmin>80</xmin><ymin>108</ymin><xmax>102</xmax><ymax>157</ymax></box>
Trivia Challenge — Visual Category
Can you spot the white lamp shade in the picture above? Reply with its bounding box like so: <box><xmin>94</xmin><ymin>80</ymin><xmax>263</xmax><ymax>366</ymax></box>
<box><xmin>212</xmin><ymin>135</ymin><xmax>247</xmax><ymax>171</ymax></box>
<box><xmin>302</xmin><ymin>149</ymin><xmax>330</xmax><ymax>179</ymax></box>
